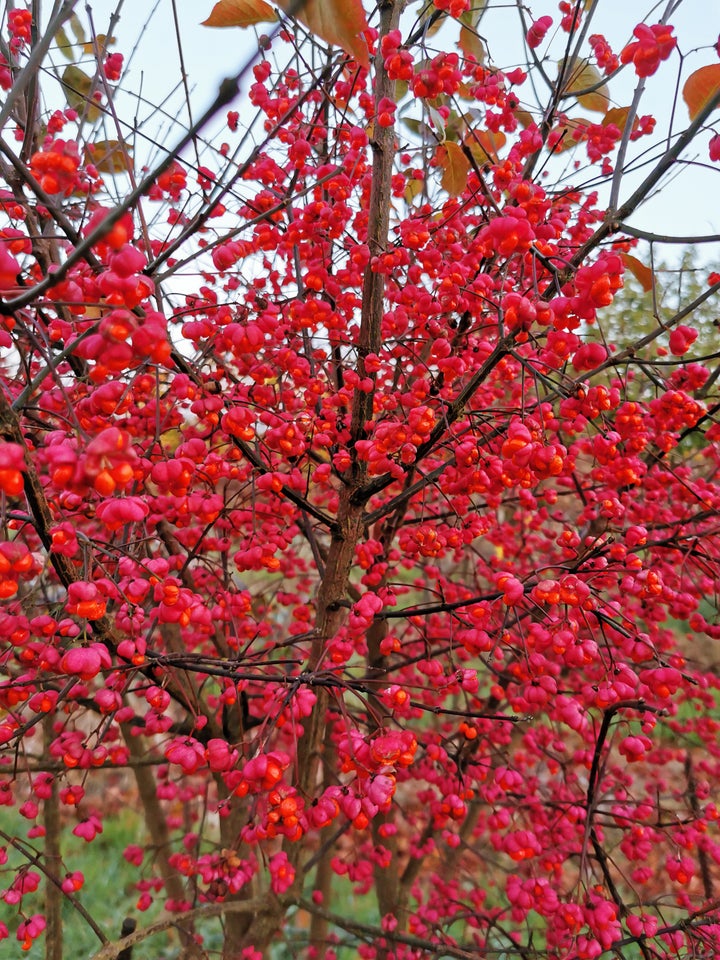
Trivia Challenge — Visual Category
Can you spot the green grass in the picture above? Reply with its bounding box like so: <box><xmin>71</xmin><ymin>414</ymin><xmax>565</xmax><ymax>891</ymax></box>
<box><xmin>0</xmin><ymin>804</ymin><xmax>168</xmax><ymax>959</ymax></box>
<box><xmin>0</xmin><ymin>801</ymin><xmax>381</xmax><ymax>959</ymax></box>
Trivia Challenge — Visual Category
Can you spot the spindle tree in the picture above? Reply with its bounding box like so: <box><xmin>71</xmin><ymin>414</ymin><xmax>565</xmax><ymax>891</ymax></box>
<box><xmin>1</xmin><ymin>1</ymin><xmax>720</xmax><ymax>958</ymax></box>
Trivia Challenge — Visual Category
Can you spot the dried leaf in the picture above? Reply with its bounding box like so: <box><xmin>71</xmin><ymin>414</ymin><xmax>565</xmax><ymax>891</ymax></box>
<box><xmin>438</xmin><ymin>141</ymin><xmax>470</xmax><ymax>196</ymax></box>
<box><xmin>562</xmin><ymin>58</ymin><xmax>609</xmax><ymax>113</ymax></box>
<box><xmin>682</xmin><ymin>63</ymin><xmax>720</xmax><ymax>120</ymax></box>
<box><xmin>456</xmin><ymin>82</ymin><xmax>477</xmax><ymax>101</ymax></box>
<box><xmin>85</xmin><ymin>141</ymin><xmax>133</xmax><ymax>175</ymax></box>
<box><xmin>277</xmin><ymin>0</ymin><xmax>370</xmax><ymax>67</ymax></box>
<box><xmin>621</xmin><ymin>253</ymin><xmax>653</xmax><ymax>293</ymax></box>
<box><xmin>459</xmin><ymin>25</ymin><xmax>484</xmax><ymax>63</ymax></box>
<box><xmin>204</xmin><ymin>0</ymin><xmax>369</xmax><ymax>66</ymax></box>
<box><xmin>202</xmin><ymin>0</ymin><xmax>276</xmax><ymax>28</ymax></box>
<box><xmin>61</xmin><ymin>65</ymin><xmax>101</xmax><ymax>123</ymax></box>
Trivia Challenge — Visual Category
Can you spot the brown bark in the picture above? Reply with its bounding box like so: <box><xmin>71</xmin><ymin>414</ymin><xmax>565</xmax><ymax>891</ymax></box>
<box><xmin>43</xmin><ymin>716</ymin><xmax>63</xmax><ymax>960</ymax></box>
<box><xmin>238</xmin><ymin>4</ymin><xmax>405</xmax><ymax>952</ymax></box>
<box><xmin>121</xmin><ymin>724</ymin><xmax>203</xmax><ymax>959</ymax></box>
<box><xmin>214</xmin><ymin>776</ymin><xmax>258</xmax><ymax>960</ymax></box>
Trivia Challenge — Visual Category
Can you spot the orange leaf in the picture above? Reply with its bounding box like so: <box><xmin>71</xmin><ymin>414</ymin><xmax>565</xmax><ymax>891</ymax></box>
<box><xmin>459</xmin><ymin>25</ymin><xmax>484</xmax><ymax>63</ymax></box>
<box><xmin>465</xmin><ymin>128</ymin><xmax>506</xmax><ymax>164</ymax></box>
<box><xmin>601</xmin><ymin>106</ymin><xmax>639</xmax><ymax>137</ymax></box>
<box><xmin>202</xmin><ymin>0</ymin><xmax>276</xmax><ymax>27</ymax></box>
<box><xmin>682</xmin><ymin>64</ymin><xmax>720</xmax><ymax>121</ymax></box>
<box><xmin>438</xmin><ymin>141</ymin><xmax>470</xmax><ymax>196</ymax></box>
<box><xmin>514</xmin><ymin>108</ymin><xmax>535</xmax><ymax>129</ymax></box>
<box><xmin>277</xmin><ymin>0</ymin><xmax>369</xmax><ymax>68</ymax></box>
<box><xmin>621</xmin><ymin>253</ymin><xmax>653</xmax><ymax>293</ymax></box>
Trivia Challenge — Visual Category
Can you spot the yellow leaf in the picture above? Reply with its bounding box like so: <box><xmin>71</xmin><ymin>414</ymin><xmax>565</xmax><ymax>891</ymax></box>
<box><xmin>277</xmin><ymin>0</ymin><xmax>370</xmax><ymax>68</ymax></box>
<box><xmin>621</xmin><ymin>253</ymin><xmax>653</xmax><ymax>293</ymax></box>
<box><xmin>551</xmin><ymin>118</ymin><xmax>585</xmax><ymax>152</ymax></box>
<box><xmin>84</xmin><ymin>141</ymin><xmax>133</xmax><ymax>175</ymax></box>
<box><xmin>562</xmin><ymin>58</ymin><xmax>609</xmax><ymax>113</ymax></box>
<box><xmin>61</xmin><ymin>65</ymin><xmax>101</xmax><ymax>123</ymax></box>
<box><xmin>81</xmin><ymin>34</ymin><xmax>115</xmax><ymax>54</ymax></box>
<box><xmin>682</xmin><ymin>64</ymin><xmax>720</xmax><ymax>120</ymax></box>
<box><xmin>602</xmin><ymin>106</ymin><xmax>628</xmax><ymax>127</ymax></box>
<box><xmin>202</xmin><ymin>0</ymin><xmax>276</xmax><ymax>27</ymax></box>
<box><xmin>404</xmin><ymin>178</ymin><xmax>423</xmax><ymax>204</ymax></box>
<box><xmin>438</xmin><ymin>141</ymin><xmax>470</xmax><ymax>196</ymax></box>
<box><xmin>394</xmin><ymin>79</ymin><xmax>409</xmax><ymax>103</ymax></box>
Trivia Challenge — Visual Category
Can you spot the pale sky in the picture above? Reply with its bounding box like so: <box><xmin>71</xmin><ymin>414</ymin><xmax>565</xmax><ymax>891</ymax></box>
<box><xmin>51</xmin><ymin>1</ymin><xmax>720</xmax><ymax>248</ymax></box>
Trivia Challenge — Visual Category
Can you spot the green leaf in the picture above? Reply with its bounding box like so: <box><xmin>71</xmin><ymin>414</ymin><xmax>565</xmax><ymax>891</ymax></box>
<box><xmin>419</xmin><ymin>6</ymin><xmax>446</xmax><ymax>38</ymax></box>
<box><xmin>69</xmin><ymin>12</ymin><xmax>86</xmax><ymax>45</ymax></box>
<box><xmin>394</xmin><ymin>79</ymin><xmax>409</xmax><ymax>103</ymax></box>
<box><xmin>54</xmin><ymin>27</ymin><xmax>75</xmax><ymax>61</ymax></box>
<box><xmin>427</xmin><ymin>104</ymin><xmax>446</xmax><ymax>141</ymax></box>
<box><xmin>400</xmin><ymin>116</ymin><xmax>433</xmax><ymax>139</ymax></box>
<box><xmin>61</xmin><ymin>65</ymin><xmax>101</xmax><ymax>123</ymax></box>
